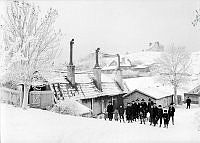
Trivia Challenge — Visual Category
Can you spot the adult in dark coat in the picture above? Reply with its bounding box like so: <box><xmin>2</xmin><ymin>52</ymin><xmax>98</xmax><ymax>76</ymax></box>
<box><xmin>140</xmin><ymin>99</ymin><xmax>148</xmax><ymax>118</ymax></box>
<box><xmin>186</xmin><ymin>97</ymin><xmax>191</xmax><ymax>109</ymax></box>
<box><xmin>107</xmin><ymin>101</ymin><xmax>114</xmax><ymax>121</ymax></box>
<box><xmin>149</xmin><ymin>105</ymin><xmax>154</xmax><ymax>125</ymax></box>
<box><xmin>131</xmin><ymin>101</ymin><xmax>137</xmax><ymax>122</ymax></box>
<box><xmin>118</xmin><ymin>105</ymin><xmax>125</xmax><ymax>123</ymax></box>
<box><xmin>168</xmin><ymin>103</ymin><xmax>175</xmax><ymax>125</ymax></box>
<box><xmin>147</xmin><ymin>98</ymin><xmax>152</xmax><ymax>113</ymax></box>
<box><xmin>136</xmin><ymin>99</ymin><xmax>140</xmax><ymax>119</ymax></box>
<box><xmin>150</xmin><ymin>103</ymin><xmax>158</xmax><ymax>126</ymax></box>
<box><xmin>157</xmin><ymin>105</ymin><xmax>163</xmax><ymax>127</ymax></box>
<box><xmin>126</xmin><ymin>103</ymin><xmax>132</xmax><ymax>123</ymax></box>
<box><xmin>139</xmin><ymin>104</ymin><xmax>146</xmax><ymax>124</ymax></box>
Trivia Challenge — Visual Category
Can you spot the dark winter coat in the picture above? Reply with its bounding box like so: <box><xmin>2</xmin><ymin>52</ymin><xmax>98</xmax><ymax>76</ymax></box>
<box><xmin>147</xmin><ymin>102</ymin><xmax>152</xmax><ymax>112</ymax></box>
<box><xmin>186</xmin><ymin>98</ymin><xmax>191</xmax><ymax>104</ymax></box>
<box><xmin>136</xmin><ymin>103</ymin><xmax>141</xmax><ymax>113</ymax></box>
<box><xmin>118</xmin><ymin>106</ymin><xmax>125</xmax><ymax>115</ymax></box>
<box><xmin>157</xmin><ymin>108</ymin><xmax>163</xmax><ymax>118</ymax></box>
<box><xmin>152</xmin><ymin>106</ymin><xmax>158</xmax><ymax>118</ymax></box>
<box><xmin>163</xmin><ymin>112</ymin><xmax>169</xmax><ymax>124</ymax></box>
<box><xmin>131</xmin><ymin>103</ymin><xmax>137</xmax><ymax>116</ymax></box>
<box><xmin>107</xmin><ymin>104</ymin><xmax>114</xmax><ymax>113</ymax></box>
<box><xmin>168</xmin><ymin>106</ymin><xmax>175</xmax><ymax>116</ymax></box>
<box><xmin>126</xmin><ymin>106</ymin><xmax>132</xmax><ymax>116</ymax></box>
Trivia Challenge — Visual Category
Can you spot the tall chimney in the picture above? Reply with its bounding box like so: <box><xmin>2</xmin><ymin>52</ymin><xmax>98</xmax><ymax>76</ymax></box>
<box><xmin>69</xmin><ymin>39</ymin><xmax>74</xmax><ymax>65</ymax></box>
<box><xmin>117</xmin><ymin>54</ymin><xmax>120</xmax><ymax>70</ymax></box>
<box><xmin>67</xmin><ymin>39</ymin><xmax>75</xmax><ymax>85</ymax></box>
<box><xmin>93</xmin><ymin>48</ymin><xmax>102</xmax><ymax>91</ymax></box>
<box><xmin>115</xmin><ymin>54</ymin><xmax>124</xmax><ymax>90</ymax></box>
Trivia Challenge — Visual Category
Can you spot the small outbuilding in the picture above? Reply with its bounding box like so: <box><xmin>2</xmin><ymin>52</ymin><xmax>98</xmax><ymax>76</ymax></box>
<box><xmin>123</xmin><ymin>77</ymin><xmax>176</xmax><ymax>107</ymax></box>
<box><xmin>184</xmin><ymin>85</ymin><xmax>200</xmax><ymax>104</ymax></box>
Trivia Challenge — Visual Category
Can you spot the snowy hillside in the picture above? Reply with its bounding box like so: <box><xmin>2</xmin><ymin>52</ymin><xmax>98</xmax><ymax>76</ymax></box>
<box><xmin>1</xmin><ymin>103</ymin><xmax>200</xmax><ymax>143</ymax></box>
<box><xmin>77</xmin><ymin>50</ymin><xmax>200</xmax><ymax>75</ymax></box>
<box><xmin>126</xmin><ymin>51</ymin><xmax>161</xmax><ymax>66</ymax></box>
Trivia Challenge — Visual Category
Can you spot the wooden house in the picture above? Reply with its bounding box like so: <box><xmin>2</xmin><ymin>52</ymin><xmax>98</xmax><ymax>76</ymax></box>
<box><xmin>123</xmin><ymin>77</ymin><xmax>175</xmax><ymax>107</ymax></box>
<box><xmin>184</xmin><ymin>85</ymin><xmax>200</xmax><ymax>104</ymax></box>
<box><xmin>44</xmin><ymin>46</ymin><xmax>128</xmax><ymax>116</ymax></box>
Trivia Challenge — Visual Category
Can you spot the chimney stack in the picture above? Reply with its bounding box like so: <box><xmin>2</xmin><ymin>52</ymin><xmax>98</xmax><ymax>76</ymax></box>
<box><xmin>67</xmin><ymin>39</ymin><xmax>75</xmax><ymax>85</ymax></box>
<box><xmin>115</xmin><ymin>54</ymin><xmax>124</xmax><ymax>90</ymax></box>
<box><xmin>69</xmin><ymin>39</ymin><xmax>74</xmax><ymax>65</ymax></box>
<box><xmin>117</xmin><ymin>54</ymin><xmax>120</xmax><ymax>70</ymax></box>
<box><xmin>93</xmin><ymin>48</ymin><xmax>102</xmax><ymax>91</ymax></box>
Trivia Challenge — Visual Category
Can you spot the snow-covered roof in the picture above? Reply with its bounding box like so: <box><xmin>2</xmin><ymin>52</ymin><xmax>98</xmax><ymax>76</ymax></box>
<box><xmin>75</xmin><ymin>73</ymin><xmax>93</xmax><ymax>83</ymax></box>
<box><xmin>134</xmin><ymin>65</ymin><xmax>149</xmax><ymax>69</ymax></box>
<box><xmin>127</xmin><ymin>51</ymin><xmax>161</xmax><ymax>66</ymax></box>
<box><xmin>43</xmin><ymin>71</ymin><xmax>68</xmax><ymax>84</ymax></box>
<box><xmin>72</xmin><ymin>73</ymin><xmax>126</xmax><ymax>99</ymax></box>
<box><xmin>124</xmin><ymin>76</ymin><xmax>193</xmax><ymax>99</ymax></box>
<box><xmin>73</xmin><ymin>83</ymin><xmax>102</xmax><ymax>100</ymax></box>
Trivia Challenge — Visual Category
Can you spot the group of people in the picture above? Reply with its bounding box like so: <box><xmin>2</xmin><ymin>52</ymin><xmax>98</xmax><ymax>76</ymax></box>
<box><xmin>105</xmin><ymin>99</ymin><xmax>175</xmax><ymax>128</ymax></box>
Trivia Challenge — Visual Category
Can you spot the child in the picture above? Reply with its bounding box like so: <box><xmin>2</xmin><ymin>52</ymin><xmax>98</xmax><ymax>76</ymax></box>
<box><xmin>163</xmin><ymin>109</ymin><xmax>169</xmax><ymax>128</ymax></box>
<box><xmin>146</xmin><ymin>111</ymin><xmax>150</xmax><ymax>122</ymax></box>
<box><xmin>114</xmin><ymin>109</ymin><xmax>119</xmax><ymax>121</ymax></box>
<box><xmin>103</xmin><ymin>108</ymin><xmax>108</xmax><ymax>120</ymax></box>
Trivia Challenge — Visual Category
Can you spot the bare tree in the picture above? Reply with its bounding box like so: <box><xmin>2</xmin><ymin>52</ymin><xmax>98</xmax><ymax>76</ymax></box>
<box><xmin>2</xmin><ymin>0</ymin><xmax>62</xmax><ymax>108</ymax></box>
<box><xmin>192</xmin><ymin>9</ymin><xmax>200</xmax><ymax>27</ymax></box>
<box><xmin>154</xmin><ymin>45</ymin><xmax>191</xmax><ymax>105</ymax></box>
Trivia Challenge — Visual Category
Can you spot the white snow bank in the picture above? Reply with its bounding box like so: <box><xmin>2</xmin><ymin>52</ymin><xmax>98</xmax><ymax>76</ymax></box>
<box><xmin>51</xmin><ymin>99</ymin><xmax>92</xmax><ymax>116</ymax></box>
<box><xmin>1</xmin><ymin>103</ymin><xmax>200</xmax><ymax>143</ymax></box>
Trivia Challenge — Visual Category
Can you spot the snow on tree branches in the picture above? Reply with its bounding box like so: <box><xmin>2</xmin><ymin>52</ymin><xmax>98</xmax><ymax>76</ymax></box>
<box><xmin>153</xmin><ymin>45</ymin><xmax>191</xmax><ymax>105</ymax></box>
<box><xmin>2</xmin><ymin>0</ymin><xmax>62</xmax><ymax>108</ymax></box>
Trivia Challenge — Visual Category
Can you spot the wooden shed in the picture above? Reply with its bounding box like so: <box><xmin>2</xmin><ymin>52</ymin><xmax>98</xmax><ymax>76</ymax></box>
<box><xmin>184</xmin><ymin>85</ymin><xmax>200</xmax><ymax>104</ymax></box>
<box><xmin>123</xmin><ymin>89</ymin><xmax>174</xmax><ymax>108</ymax></box>
<box><xmin>123</xmin><ymin>89</ymin><xmax>156</xmax><ymax>107</ymax></box>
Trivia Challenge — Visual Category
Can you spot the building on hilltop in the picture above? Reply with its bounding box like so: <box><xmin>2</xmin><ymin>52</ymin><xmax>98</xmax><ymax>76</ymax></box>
<box><xmin>146</xmin><ymin>41</ymin><xmax>164</xmax><ymax>52</ymax></box>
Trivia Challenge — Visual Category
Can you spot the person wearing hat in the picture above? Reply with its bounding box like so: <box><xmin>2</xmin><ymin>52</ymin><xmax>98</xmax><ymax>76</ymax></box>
<box><xmin>126</xmin><ymin>103</ymin><xmax>132</xmax><ymax>123</ymax></box>
<box><xmin>163</xmin><ymin>109</ymin><xmax>169</xmax><ymax>128</ymax></box>
<box><xmin>147</xmin><ymin>98</ymin><xmax>152</xmax><ymax>113</ymax></box>
<box><xmin>136</xmin><ymin>99</ymin><xmax>140</xmax><ymax>119</ymax></box>
<box><xmin>186</xmin><ymin>97</ymin><xmax>191</xmax><ymax>109</ymax></box>
<box><xmin>131</xmin><ymin>100</ymin><xmax>137</xmax><ymax>122</ymax></box>
<box><xmin>157</xmin><ymin>105</ymin><xmax>163</xmax><ymax>127</ymax></box>
<box><xmin>107</xmin><ymin>101</ymin><xmax>114</xmax><ymax>121</ymax></box>
<box><xmin>151</xmin><ymin>103</ymin><xmax>158</xmax><ymax>126</ymax></box>
<box><xmin>139</xmin><ymin>104</ymin><xmax>146</xmax><ymax>124</ymax></box>
<box><xmin>118</xmin><ymin>105</ymin><xmax>125</xmax><ymax>123</ymax></box>
<box><xmin>168</xmin><ymin>103</ymin><xmax>175</xmax><ymax>125</ymax></box>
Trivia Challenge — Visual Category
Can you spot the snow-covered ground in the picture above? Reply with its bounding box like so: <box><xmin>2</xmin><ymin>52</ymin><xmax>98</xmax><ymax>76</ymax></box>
<box><xmin>1</xmin><ymin>103</ymin><xmax>200</xmax><ymax>143</ymax></box>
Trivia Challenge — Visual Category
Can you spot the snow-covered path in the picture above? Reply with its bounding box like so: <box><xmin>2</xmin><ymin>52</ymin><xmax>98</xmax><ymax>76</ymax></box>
<box><xmin>1</xmin><ymin>103</ymin><xmax>200</xmax><ymax>143</ymax></box>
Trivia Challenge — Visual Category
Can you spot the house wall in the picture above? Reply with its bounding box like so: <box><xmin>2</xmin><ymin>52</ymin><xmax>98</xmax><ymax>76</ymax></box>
<box><xmin>156</xmin><ymin>96</ymin><xmax>173</xmax><ymax>108</ymax></box>
<box><xmin>81</xmin><ymin>99</ymin><xmax>92</xmax><ymax>112</ymax></box>
<box><xmin>81</xmin><ymin>97</ymin><xmax>109</xmax><ymax>115</ymax></box>
<box><xmin>184</xmin><ymin>93</ymin><xmax>200</xmax><ymax>104</ymax></box>
<box><xmin>123</xmin><ymin>91</ymin><xmax>156</xmax><ymax>108</ymax></box>
<box><xmin>81</xmin><ymin>95</ymin><xmax>123</xmax><ymax>116</ymax></box>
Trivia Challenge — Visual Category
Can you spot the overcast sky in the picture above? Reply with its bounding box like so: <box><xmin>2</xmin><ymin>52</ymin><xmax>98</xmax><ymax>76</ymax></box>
<box><xmin>1</xmin><ymin>0</ymin><xmax>200</xmax><ymax>64</ymax></box>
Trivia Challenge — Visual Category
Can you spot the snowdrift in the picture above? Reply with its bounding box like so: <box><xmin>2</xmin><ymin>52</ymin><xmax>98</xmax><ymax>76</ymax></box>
<box><xmin>51</xmin><ymin>99</ymin><xmax>92</xmax><ymax>116</ymax></box>
<box><xmin>1</xmin><ymin>103</ymin><xmax>200</xmax><ymax>143</ymax></box>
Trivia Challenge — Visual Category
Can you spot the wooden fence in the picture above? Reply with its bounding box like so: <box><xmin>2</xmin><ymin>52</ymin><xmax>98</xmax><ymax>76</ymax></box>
<box><xmin>0</xmin><ymin>87</ymin><xmax>22</xmax><ymax>106</ymax></box>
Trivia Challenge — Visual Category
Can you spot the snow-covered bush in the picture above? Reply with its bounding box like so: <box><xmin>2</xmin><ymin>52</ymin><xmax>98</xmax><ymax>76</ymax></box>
<box><xmin>51</xmin><ymin>99</ymin><xmax>92</xmax><ymax>116</ymax></box>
